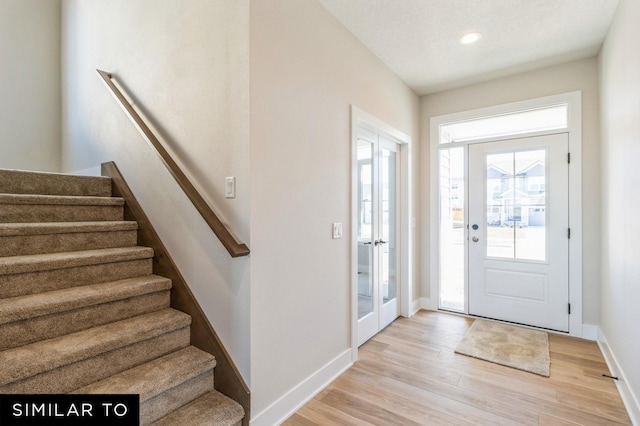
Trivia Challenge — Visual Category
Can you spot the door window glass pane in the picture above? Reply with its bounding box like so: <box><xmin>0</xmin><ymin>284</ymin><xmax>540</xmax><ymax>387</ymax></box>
<box><xmin>486</xmin><ymin>150</ymin><xmax>547</xmax><ymax>261</ymax></box>
<box><xmin>515</xmin><ymin>150</ymin><xmax>546</xmax><ymax>261</ymax></box>
<box><xmin>486</xmin><ymin>152</ymin><xmax>515</xmax><ymax>258</ymax></box>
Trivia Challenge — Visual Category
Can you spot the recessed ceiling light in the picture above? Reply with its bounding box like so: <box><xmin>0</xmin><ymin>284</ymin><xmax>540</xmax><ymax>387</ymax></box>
<box><xmin>460</xmin><ymin>32</ymin><xmax>482</xmax><ymax>45</ymax></box>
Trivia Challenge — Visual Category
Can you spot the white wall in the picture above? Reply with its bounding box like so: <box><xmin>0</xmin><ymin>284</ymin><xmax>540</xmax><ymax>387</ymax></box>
<box><xmin>61</xmin><ymin>0</ymin><xmax>421</xmax><ymax>419</ymax></box>
<box><xmin>420</xmin><ymin>57</ymin><xmax>601</xmax><ymax>325</ymax></box>
<box><xmin>249</xmin><ymin>0</ymin><xmax>420</xmax><ymax>422</ymax></box>
<box><xmin>0</xmin><ymin>0</ymin><xmax>61</xmax><ymax>172</ymax></box>
<box><xmin>599</xmin><ymin>0</ymin><xmax>640</xmax><ymax>420</ymax></box>
<box><xmin>61</xmin><ymin>0</ymin><xmax>251</xmax><ymax>381</ymax></box>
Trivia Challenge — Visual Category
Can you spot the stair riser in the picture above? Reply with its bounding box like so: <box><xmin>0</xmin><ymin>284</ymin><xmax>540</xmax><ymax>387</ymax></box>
<box><xmin>0</xmin><ymin>291</ymin><xmax>170</xmax><ymax>351</ymax></box>
<box><xmin>0</xmin><ymin>259</ymin><xmax>152</xmax><ymax>298</ymax></box>
<box><xmin>0</xmin><ymin>327</ymin><xmax>190</xmax><ymax>393</ymax></box>
<box><xmin>0</xmin><ymin>231</ymin><xmax>137</xmax><ymax>257</ymax></box>
<box><xmin>0</xmin><ymin>205</ymin><xmax>124</xmax><ymax>223</ymax></box>
<box><xmin>141</xmin><ymin>371</ymin><xmax>213</xmax><ymax>425</ymax></box>
<box><xmin>0</xmin><ymin>170</ymin><xmax>112</xmax><ymax>197</ymax></box>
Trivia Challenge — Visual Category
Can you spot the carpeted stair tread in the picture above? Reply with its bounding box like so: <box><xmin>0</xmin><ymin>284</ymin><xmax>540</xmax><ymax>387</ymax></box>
<box><xmin>0</xmin><ymin>222</ymin><xmax>139</xmax><ymax>256</ymax></box>
<box><xmin>0</xmin><ymin>286</ymin><xmax>170</xmax><ymax>352</ymax></box>
<box><xmin>0</xmin><ymin>247</ymin><xmax>153</xmax><ymax>276</ymax></box>
<box><xmin>150</xmin><ymin>390</ymin><xmax>244</xmax><ymax>426</ymax></box>
<box><xmin>0</xmin><ymin>221</ymin><xmax>138</xmax><ymax>236</ymax></box>
<box><xmin>73</xmin><ymin>346</ymin><xmax>215</xmax><ymax>399</ymax></box>
<box><xmin>0</xmin><ymin>194</ymin><xmax>125</xmax><ymax>223</ymax></box>
<box><xmin>0</xmin><ymin>309</ymin><xmax>191</xmax><ymax>386</ymax></box>
<box><xmin>0</xmin><ymin>169</ymin><xmax>112</xmax><ymax>197</ymax></box>
<box><xmin>0</xmin><ymin>275</ymin><xmax>172</xmax><ymax>325</ymax></box>
<box><xmin>0</xmin><ymin>193</ymin><xmax>124</xmax><ymax>206</ymax></box>
<box><xmin>1</xmin><ymin>329</ymin><xmax>191</xmax><ymax>394</ymax></box>
<box><xmin>0</xmin><ymin>249</ymin><xmax>155</xmax><ymax>299</ymax></box>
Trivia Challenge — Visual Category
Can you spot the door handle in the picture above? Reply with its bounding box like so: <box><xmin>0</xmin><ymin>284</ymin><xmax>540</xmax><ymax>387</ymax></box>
<box><xmin>374</xmin><ymin>240</ymin><xmax>388</xmax><ymax>246</ymax></box>
<box><xmin>472</xmin><ymin>236</ymin><xmax>479</xmax><ymax>243</ymax></box>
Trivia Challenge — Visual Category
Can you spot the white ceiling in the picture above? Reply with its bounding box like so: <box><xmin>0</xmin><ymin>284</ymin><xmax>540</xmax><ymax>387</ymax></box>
<box><xmin>317</xmin><ymin>0</ymin><xmax>620</xmax><ymax>95</ymax></box>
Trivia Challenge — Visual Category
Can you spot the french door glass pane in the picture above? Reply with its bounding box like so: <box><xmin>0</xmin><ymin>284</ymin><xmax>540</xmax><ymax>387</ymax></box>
<box><xmin>486</xmin><ymin>150</ymin><xmax>547</xmax><ymax>261</ymax></box>
<box><xmin>381</xmin><ymin>148</ymin><xmax>396</xmax><ymax>303</ymax></box>
<box><xmin>439</xmin><ymin>147</ymin><xmax>464</xmax><ymax>311</ymax></box>
<box><xmin>357</xmin><ymin>141</ymin><xmax>374</xmax><ymax>319</ymax></box>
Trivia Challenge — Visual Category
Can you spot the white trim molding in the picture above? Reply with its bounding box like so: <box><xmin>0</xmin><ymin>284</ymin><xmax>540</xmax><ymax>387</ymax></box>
<box><xmin>598</xmin><ymin>330</ymin><xmax>640</xmax><ymax>425</ymax></box>
<box><xmin>249</xmin><ymin>349</ymin><xmax>352</xmax><ymax>426</ymax></box>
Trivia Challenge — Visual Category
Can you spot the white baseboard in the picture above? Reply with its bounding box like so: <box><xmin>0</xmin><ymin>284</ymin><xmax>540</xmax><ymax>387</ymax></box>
<box><xmin>250</xmin><ymin>349</ymin><xmax>352</xmax><ymax>426</ymax></box>
<box><xmin>598</xmin><ymin>330</ymin><xmax>640</xmax><ymax>425</ymax></box>
<box><xmin>419</xmin><ymin>297</ymin><xmax>435</xmax><ymax>311</ymax></box>
<box><xmin>410</xmin><ymin>298</ymin><xmax>421</xmax><ymax>316</ymax></box>
<box><xmin>581</xmin><ymin>323</ymin><xmax>598</xmax><ymax>341</ymax></box>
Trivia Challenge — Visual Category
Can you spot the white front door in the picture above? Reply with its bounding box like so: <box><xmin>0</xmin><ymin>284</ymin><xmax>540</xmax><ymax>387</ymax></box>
<box><xmin>357</xmin><ymin>128</ymin><xmax>400</xmax><ymax>346</ymax></box>
<box><xmin>468</xmin><ymin>133</ymin><xmax>569</xmax><ymax>331</ymax></box>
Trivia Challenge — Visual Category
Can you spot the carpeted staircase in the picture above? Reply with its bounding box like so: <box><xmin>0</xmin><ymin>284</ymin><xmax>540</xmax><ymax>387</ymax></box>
<box><xmin>0</xmin><ymin>168</ymin><xmax>244</xmax><ymax>425</ymax></box>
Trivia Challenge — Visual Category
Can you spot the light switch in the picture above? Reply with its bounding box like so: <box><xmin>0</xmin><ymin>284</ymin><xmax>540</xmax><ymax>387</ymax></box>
<box><xmin>225</xmin><ymin>177</ymin><xmax>236</xmax><ymax>199</ymax></box>
<box><xmin>332</xmin><ymin>222</ymin><xmax>343</xmax><ymax>239</ymax></box>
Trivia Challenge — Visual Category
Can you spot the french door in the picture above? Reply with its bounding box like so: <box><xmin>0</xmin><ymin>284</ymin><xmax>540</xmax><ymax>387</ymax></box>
<box><xmin>357</xmin><ymin>128</ymin><xmax>400</xmax><ymax>346</ymax></box>
<box><xmin>468</xmin><ymin>133</ymin><xmax>569</xmax><ymax>331</ymax></box>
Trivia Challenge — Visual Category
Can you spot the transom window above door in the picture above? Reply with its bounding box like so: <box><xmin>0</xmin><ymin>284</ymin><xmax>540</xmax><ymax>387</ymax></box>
<box><xmin>439</xmin><ymin>104</ymin><xmax>568</xmax><ymax>143</ymax></box>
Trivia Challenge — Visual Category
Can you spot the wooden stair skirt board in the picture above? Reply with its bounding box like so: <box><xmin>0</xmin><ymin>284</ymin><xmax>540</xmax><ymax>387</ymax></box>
<box><xmin>0</xmin><ymin>165</ymin><xmax>247</xmax><ymax>426</ymax></box>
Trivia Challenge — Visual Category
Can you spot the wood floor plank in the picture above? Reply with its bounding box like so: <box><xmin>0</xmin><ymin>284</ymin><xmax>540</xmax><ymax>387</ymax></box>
<box><xmin>458</xmin><ymin>375</ymin><xmax>629</xmax><ymax>426</ymax></box>
<box><xmin>319</xmin><ymin>388</ymin><xmax>426</xmax><ymax>426</ymax></box>
<box><xmin>291</xmin><ymin>399</ymin><xmax>376</xmax><ymax>426</ymax></box>
<box><xmin>327</xmin><ymin>375</ymin><xmax>475</xmax><ymax>426</ymax></box>
<box><xmin>283</xmin><ymin>311</ymin><xmax>631</xmax><ymax>426</ymax></box>
<box><xmin>539</xmin><ymin>413</ymin><xmax>583</xmax><ymax>426</ymax></box>
<box><xmin>453</xmin><ymin>355</ymin><xmax>560</xmax><ymax>402</ymax></box>
<box><xmin>352</xmin><ymin>357</ymin><xmax>540</xmax><ymax>425</ymax></box>
<box><xmin>556</xmin><ymin>390</ymin><xmax>632</xmax><ymax>423</ymax></box>
<box><xmin>356</xmin><ymin>352</ymin><xmax>462</xmax><ymax>387</ymax></box>
<box><xmin>345</xmin><ymin>369</ymin><xmax>525</xmax><ymax>426</ymax></box>
<box><xmin>371</xmin><ymin>332</ymin><xmax>443</xmax><ymax>359</ymax></box>
<box><xmin>548</xmin><ymin>360</ymin><xmax>621</xmax><ymax>394</ymax></box>
<box><xmin>284</xmin><ymin>413</ymin><xmax>321</xmax><ymax>426</ymax></box>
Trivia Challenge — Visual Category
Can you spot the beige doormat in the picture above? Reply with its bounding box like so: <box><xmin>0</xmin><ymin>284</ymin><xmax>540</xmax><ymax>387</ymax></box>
<box><xmin>455</xmin><ymin>319</ymin><xmax>550</xmax><ymax>377</ymax></box>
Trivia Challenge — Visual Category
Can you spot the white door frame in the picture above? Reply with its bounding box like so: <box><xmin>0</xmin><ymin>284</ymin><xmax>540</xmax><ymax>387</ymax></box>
<box><xmin>351</xmin><ymin>105</ymin><xmax>412</xmax><ymax>361</ymax></box>
<box><xmin>429</xmin><ymin>91</ymin><xmax>584</xmax><ymax>338</ymax></box>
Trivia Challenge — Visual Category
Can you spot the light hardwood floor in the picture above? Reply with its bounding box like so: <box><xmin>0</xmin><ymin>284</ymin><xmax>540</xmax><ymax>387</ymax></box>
<box><xmin>284</xmin><ymin>311</ymin><xmax>631</xmax><ymax>426</ymax></box>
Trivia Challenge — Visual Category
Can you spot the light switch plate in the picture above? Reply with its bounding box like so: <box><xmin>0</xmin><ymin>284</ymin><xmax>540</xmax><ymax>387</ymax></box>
<box><xmin>225</xmin><ymin>177</ymin><xmax>236</xmax><ymax>199</ymax></box>
<box><xmin>332</xmin><ymin>222</ymin><xmax>343</xmax><ymax>239</ymax></box>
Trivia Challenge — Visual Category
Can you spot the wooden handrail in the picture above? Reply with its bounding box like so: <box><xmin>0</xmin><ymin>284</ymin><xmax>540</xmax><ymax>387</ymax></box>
<box><xmin>97</xmin><ymin>69</ymin><xmax>249</xmax><ymax>257</ymax></box>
